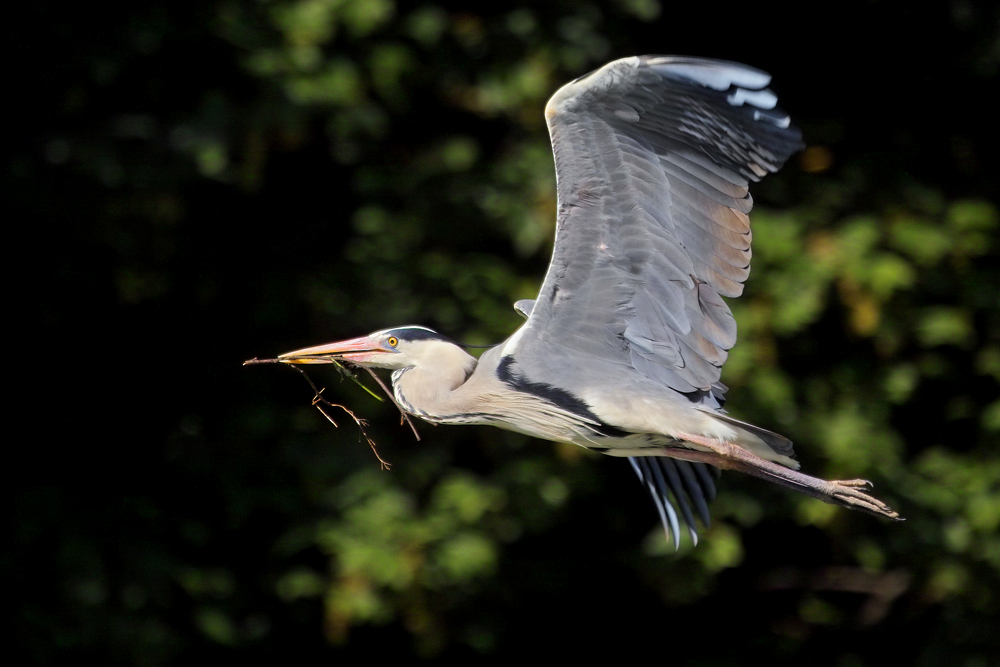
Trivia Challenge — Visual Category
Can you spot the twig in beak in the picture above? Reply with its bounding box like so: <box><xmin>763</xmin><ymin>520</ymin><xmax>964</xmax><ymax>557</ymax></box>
<box><xmin>357</xmin><ymin>365</ymin><xmax>421</xmax><ymax>442</ymax></box>
<box><xmin>285</xmin><ymin>364</ymin><xmax>392</xmax><ymax>470</ymax></box>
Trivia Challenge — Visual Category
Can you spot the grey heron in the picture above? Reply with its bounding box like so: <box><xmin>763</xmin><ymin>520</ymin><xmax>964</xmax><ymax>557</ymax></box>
<box><xmin>278</xmin><ymin>56</ymin><xmax>900</xmax><ymax>547</ymax></box>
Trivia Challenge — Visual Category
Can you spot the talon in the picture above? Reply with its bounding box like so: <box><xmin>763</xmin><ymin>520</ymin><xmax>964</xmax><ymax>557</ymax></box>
<box><xmin>831</xmin><ymin>479</ymin><xmax>873</xmax><ymax>489</ymax></box>
<box><xmin>819</xmin><ymin>478</ymin><xmax>900</xmax><ymax>520</ymax></box>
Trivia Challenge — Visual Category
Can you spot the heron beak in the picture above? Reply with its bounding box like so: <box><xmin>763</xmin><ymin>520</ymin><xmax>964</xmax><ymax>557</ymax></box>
<box><xmin>278</xmin><ymin>336</ymin><xmax>389</xmax><ymax>365</ymax></box>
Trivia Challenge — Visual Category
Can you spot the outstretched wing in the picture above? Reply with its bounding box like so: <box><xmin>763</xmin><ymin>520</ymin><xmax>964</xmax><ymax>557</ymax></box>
<box><xmin>510</xmin><ymin>56</ymin><xmax>802</xmax><ymax>400</ymax></box>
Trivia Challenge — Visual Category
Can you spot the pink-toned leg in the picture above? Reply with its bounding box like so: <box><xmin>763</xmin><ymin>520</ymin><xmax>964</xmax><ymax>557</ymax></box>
<box><xmin>662</xmin><ymin>434</ymin><xmax>901</xmax><ymax>521</ymax></box>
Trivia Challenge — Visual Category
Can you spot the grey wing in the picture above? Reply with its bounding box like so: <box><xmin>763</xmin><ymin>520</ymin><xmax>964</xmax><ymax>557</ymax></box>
<box><xmin>510</xmin><ymin>56</ymin><xmax>803</xmax><ymax>401</ymax></box>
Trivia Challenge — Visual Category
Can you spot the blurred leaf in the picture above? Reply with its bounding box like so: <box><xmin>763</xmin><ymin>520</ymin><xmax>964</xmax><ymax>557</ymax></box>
<box><xmin>918</xmin><ymin>307</ymin><xmax>974</xmax><ymax>348</ymax></box>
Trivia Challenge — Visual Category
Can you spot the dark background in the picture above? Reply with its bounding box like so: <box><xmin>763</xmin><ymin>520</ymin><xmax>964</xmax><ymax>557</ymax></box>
<box><xmin>9</xmin><ymin>0</ymin><xmax>999</xmax><ymax>663</ymax></box>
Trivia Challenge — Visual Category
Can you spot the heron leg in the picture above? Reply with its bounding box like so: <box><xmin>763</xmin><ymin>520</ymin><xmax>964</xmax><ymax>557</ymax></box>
<box><xmin>664</xmin><ymin>434</ymin><xmax>902</xmax><ymax>521</ymax></box>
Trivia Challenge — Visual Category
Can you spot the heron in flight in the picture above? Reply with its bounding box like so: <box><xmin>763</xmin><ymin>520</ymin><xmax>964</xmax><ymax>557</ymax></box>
<box><xmin>278</xmin><ymin>56</ymin><xmax>900</xmax><ymax>547</ymax></box>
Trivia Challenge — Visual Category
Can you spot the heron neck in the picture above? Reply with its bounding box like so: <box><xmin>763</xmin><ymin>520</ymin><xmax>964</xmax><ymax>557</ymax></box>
<box><xmin>391</xmin><ymin>350</ymin><xmax>478</xmax><ymax>419</ymax></box>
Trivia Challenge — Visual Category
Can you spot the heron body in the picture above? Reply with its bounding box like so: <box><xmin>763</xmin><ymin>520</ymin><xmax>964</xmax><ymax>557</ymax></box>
<box><xmin>279</xmin><ymin>56</ymin><xmax>900</xmax><ymax>546</ymax></box>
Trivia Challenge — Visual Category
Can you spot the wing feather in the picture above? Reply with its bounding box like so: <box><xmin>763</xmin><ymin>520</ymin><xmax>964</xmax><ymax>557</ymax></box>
<box><xmin>512</xmin><ymin>55</ymin><xmax>802</xmax><ymax>403</ymax></box>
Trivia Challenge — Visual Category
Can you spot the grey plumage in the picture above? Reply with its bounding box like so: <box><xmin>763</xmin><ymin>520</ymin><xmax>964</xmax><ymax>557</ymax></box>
<box><xmin>508</xmin><ymin>56</ymin><xmax>801</xmax><ymax>408</ymax></box>
<box><xmin>279</xmin><ymin>56</ymin><xmax>900</xmax><ymax>549</ymax></box>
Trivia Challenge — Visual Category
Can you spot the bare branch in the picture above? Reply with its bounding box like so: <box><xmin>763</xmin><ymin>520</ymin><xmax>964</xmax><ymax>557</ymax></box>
<box><xmin>243</xmin><ymin>357</ymin><xmax>279</xmax><ymax>365</ymax></box>
<box><xmin>357</xmin><ymin>365</ymin><xmax>421</xmax><ymax>441</ymax></box>
<box><xmin>249</xmin><ymin>361</ymin><xmax>392</xmax><ymax>470</ymax></box>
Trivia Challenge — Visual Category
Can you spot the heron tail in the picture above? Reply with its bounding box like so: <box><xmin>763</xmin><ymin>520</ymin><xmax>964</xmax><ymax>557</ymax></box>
<box><xmin>697</xmin><ymin>409</ymin><xmax>799</xmax><ymax>469</ymax></box>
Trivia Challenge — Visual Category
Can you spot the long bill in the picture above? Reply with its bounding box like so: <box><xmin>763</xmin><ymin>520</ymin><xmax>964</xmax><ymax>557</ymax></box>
<box><xmin>278</xmin><ymin>336</ymin><xmax>389</xmax><ymax>365</ymax></box>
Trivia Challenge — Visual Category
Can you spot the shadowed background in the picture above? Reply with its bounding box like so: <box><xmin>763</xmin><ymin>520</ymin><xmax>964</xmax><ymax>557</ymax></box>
<box><xmin>10</xmin><ymin>0</ymin><xmax>1000</xmax><ymax>663</ymax></box>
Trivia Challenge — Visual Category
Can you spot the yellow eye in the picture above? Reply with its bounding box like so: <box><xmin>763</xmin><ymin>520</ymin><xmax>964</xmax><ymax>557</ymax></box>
<box><xmin>387</xmin><ymin>336</ymin><xmax>398</xmax><ymax>347</ymax></box>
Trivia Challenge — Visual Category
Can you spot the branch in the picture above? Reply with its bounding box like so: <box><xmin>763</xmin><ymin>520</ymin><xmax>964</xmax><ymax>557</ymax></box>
<box><xmin>245</xmin><ymin>357</ymin><xmax>392</xmax><ymax>469</ymax></box>
<box><xmin>356</xmin><ymin>365</ymin><xmax>421</xmax><ymax>442</ymax></box>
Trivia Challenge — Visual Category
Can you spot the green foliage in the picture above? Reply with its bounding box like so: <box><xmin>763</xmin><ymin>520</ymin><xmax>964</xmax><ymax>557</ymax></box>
<box><xmin>311</xmin><ymin>469</ymin><xmax>504</xmax><ymax>641</ymax></box>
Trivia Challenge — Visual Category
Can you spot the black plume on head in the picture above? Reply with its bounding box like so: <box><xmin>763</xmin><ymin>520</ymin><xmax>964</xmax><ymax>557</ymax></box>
<box><xmin>386</xmin><ymin>326</ymin><xmax>458</xmax><ymax>345</ymax></box>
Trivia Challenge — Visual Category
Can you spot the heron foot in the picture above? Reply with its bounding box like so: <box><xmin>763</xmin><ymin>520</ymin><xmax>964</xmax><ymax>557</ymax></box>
<box><xmin>828</xmin><ymin>478</ymin><xmax>873</xmax><ymax>488</ymax></box>
<box><xmin>825</xmin><ymin>479</ymin><xmax>901</xmax><ymax>520</ymax></box>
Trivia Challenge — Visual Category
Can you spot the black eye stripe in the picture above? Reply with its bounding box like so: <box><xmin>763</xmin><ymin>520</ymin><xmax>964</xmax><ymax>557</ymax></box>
<box><xmin>383</xmin><ymin>327</ymin><xmax>458</xmax><ymax>344</ymax></box>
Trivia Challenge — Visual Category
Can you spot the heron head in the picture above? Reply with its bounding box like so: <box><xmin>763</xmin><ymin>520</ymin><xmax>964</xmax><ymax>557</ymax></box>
<box><xmin>278</xmin><ymin>326</ymin><xmax>465</xmax><ymax>371</ymax></box>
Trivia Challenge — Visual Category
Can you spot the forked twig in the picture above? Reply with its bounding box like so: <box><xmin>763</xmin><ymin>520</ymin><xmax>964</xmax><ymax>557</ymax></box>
<box><xmin>357</xmin><ymin>365</ymin><xmax>421</xmax><ymax>441</ymax></box>
<box><xmin>244</xmin><ymin>357</ymin><xmax>393</xmax><ymax>469</ymax></box>
<box><xmin>288</xmin><ymin>364</ymin><xmax>392</xmax><ymax>470</ymax></box>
